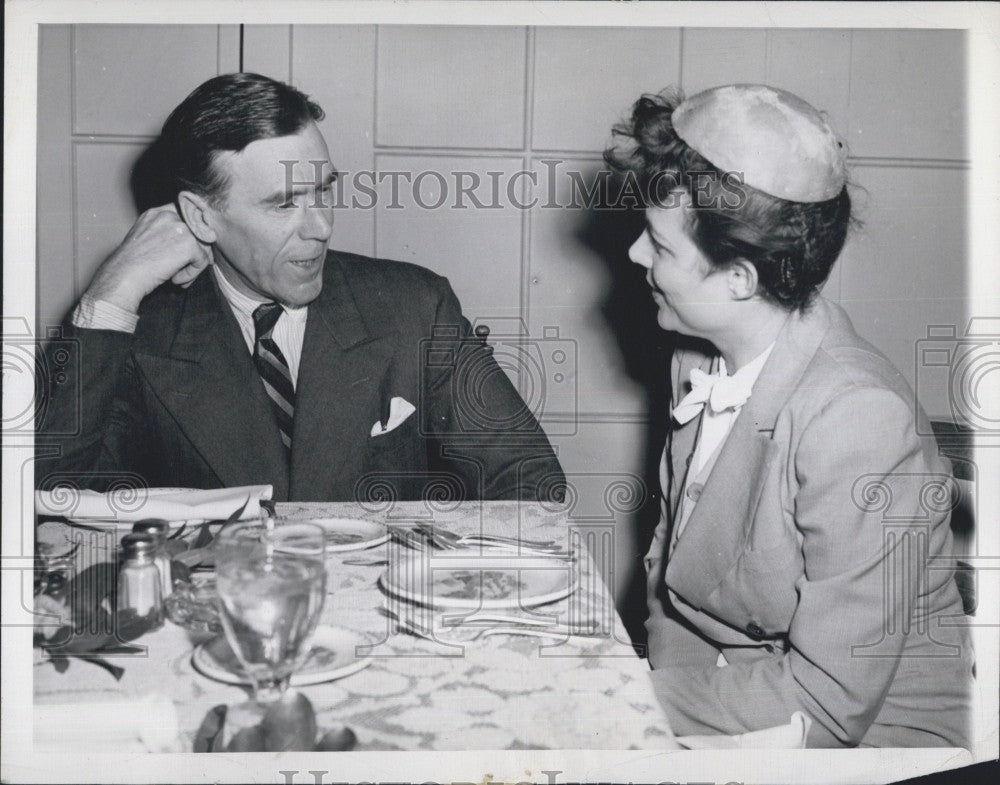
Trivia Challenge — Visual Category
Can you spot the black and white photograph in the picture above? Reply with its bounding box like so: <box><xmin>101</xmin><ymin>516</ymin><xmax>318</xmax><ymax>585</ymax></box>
<box><xmin>3</xmin><ymin>1</ymin><xmax>998</xmax><ymax>783</ymax></box>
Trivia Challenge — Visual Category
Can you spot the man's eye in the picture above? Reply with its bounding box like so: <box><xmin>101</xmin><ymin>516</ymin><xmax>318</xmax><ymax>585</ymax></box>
<box><xmin>314</xmin><ymin>184</ymin><xmax>336</xmax><ymax>207</ymax></box>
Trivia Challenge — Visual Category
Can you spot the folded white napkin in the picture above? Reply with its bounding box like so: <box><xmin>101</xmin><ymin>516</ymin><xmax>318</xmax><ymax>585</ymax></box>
<box><xmin>35</xmin><ymin>485</ymin><xmax>273</xmax><ymax>522</ymax></box>
<box><xmin>370</xmin><ymin>396</ymin><xmax>417</xmax><ymax>437</ymax></box>
<box><xmin>677</xmin><ymin>711</ymin><xmax>812</xmax><ymax>749</ymax></box>
<box><xmin>34</xmin><ymin>693</ymin><xmax>180</xmax><ymax>752</ymax></box>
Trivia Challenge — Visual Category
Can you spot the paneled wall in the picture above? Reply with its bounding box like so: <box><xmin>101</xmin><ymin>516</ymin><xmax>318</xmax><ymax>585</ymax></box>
<box><xmin>37</xmin><ymin>26</ymin><xmax>968</xmax><ymax>612</ymax></box>
<box><xmin>37</xmin><ymin>25</ymin><xmax>242</xmax><ymax>332</ymax></box>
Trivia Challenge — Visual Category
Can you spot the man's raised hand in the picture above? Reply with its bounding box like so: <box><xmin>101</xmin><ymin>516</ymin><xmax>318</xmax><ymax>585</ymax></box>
<box><xmin>83</xmin><ymin>204</ymin><xmax>213</xmax><ymax>312</ymax></box>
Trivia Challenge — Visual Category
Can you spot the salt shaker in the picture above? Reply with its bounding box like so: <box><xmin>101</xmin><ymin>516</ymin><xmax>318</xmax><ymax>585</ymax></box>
<box><xmin>117</xmin><ymin>533</ymin><xmax>164</xmax><ymax>628</ymax></box>
<box><xmin>131</xmin><ymin>520</ymin><xmax>174</xmax><ymax>598</ymax></box>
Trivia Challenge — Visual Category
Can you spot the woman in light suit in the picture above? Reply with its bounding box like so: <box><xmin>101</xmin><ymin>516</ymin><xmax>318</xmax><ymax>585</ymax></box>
<box><xmin>605</xmin><ymin>85</ymin><xmax>973</xmax><ymax>748</ymax></box>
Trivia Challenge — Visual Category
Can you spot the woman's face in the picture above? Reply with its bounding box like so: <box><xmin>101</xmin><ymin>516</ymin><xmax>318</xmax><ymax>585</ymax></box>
<box><xmin>629</xmin><ymin>195</ymin><xmax>738</xmax><ymax>339</ymax></box>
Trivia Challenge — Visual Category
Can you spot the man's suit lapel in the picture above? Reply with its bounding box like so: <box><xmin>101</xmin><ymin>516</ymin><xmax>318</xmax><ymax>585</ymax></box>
<box><xmin>289</xmin><ymin>258</ymin><xmax>396</xmax><ymax>500</ymax></box>
<box><xmin>133</xmin><ymin>272</ymin><xmax>290</xmax><ymax>497</ymax></box>
<box><xmin>665</xmin><ymin>301</ymin><xmax>833</xmax><ymax>608</ymax></box>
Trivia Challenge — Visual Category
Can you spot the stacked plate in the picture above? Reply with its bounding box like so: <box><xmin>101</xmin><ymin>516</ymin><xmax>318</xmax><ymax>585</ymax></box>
<box><xmin>381</xmin><ymin>552</ymin><xmax>576</xmax><ymax>610</ymax></box>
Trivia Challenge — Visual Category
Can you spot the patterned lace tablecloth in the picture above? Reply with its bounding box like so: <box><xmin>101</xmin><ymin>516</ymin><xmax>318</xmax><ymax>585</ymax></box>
<box><xmin>34</xmin><ymin>501</ymin><xmax>678</xmax><ymax>751</ymax></box>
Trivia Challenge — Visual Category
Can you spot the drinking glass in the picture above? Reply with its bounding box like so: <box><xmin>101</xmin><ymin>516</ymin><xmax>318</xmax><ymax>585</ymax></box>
<box><xmin>214</xmin><ymin>521</ymin><xmax>327</xmax><ymax>704</ymax></box>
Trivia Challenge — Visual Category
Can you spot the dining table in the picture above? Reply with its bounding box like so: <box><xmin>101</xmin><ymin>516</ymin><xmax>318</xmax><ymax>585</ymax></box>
<box><xmin>33</xmin><ymin>500</ymin><xmax>681</xmax><ymax>753</ymax></box>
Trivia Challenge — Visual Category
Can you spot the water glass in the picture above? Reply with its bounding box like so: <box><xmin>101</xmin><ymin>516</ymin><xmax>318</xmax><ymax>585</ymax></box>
<box><xmin>214</xmin><ymin>521</ymin><xmax>327</xmax><ymax>703</ymax></box>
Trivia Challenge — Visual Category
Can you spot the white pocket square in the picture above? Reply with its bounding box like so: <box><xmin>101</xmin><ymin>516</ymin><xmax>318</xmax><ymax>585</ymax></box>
<box><xmin>371</xmin><ymin>396</ymin><xmax>417</xmax><ymax>437</ymax></box>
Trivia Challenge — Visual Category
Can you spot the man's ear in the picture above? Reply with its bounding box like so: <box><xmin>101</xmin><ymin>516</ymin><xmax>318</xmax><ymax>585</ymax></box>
<box><xmin>176</xmin><ymin>190</ymin><xmax>218</xmax><ymax>245</ymax></box>
<box><xmin>726</xmin><ymin>259</ymin><xmax>759</xmax><ymax>301</ymax></box>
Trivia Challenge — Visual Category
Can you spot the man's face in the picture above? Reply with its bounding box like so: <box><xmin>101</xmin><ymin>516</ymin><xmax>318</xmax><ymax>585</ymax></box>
<box><xmin>206</xmin><ymin>121</ymin><xmax>336</xmax><ymax>307</ymax></box>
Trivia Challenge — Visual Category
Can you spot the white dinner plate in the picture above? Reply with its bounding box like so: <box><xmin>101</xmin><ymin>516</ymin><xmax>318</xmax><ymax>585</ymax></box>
<box><xmin>192</xmin><ymin>625</ymin><xmax>373</xmax><ymax>687</ymax></box>
<box><xmin>66</xmin><ymin>517</ymin><xmax>198</xmax><ymax>532</ymax></box>
<box><xmin>380</xmin><ymin>553</ymin><xmax>576</xmax><ymax>610</ymax></box>
<box><xmin>307</xmin><ymin>517</ymin><xmax>388</xmax><ymax>552</ymax></box>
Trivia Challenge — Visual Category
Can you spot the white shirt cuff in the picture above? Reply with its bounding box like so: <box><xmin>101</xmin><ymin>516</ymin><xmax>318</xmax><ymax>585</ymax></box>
<box><xmin>72</xmin><ymin>296</ymin><xmax>140</xmax><ymax>333</ymax></box>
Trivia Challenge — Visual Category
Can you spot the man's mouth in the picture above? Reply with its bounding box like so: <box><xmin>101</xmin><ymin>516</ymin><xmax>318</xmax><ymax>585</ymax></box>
<box><xmin>288</xmin><ymin>252</ymin><xmax>324</xmax><ymax>269</ymax></box>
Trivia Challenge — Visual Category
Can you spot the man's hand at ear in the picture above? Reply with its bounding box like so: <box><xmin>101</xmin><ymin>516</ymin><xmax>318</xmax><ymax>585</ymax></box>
<box><xmin>83</xmin><ymin>204</ymin><xmax>213</xmax><ymax>313</ymax></box>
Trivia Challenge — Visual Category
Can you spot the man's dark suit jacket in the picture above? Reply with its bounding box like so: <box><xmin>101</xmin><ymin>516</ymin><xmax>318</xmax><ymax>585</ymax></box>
<box><xmin>36</xmin><ymin>251</ymin><xmax>565</xmax><ymax>502</ymax></box>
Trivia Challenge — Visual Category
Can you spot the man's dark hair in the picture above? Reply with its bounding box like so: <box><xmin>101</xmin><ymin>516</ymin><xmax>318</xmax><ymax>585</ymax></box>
<box><xmin>158</xmin><ymin>72</ymin><xmax>325</xmax><ymax>204</ymax></box>
<box><xmin>604</xmin><ymin>88</ymin><xmax>853</xmax><ymax>311</ymax></box>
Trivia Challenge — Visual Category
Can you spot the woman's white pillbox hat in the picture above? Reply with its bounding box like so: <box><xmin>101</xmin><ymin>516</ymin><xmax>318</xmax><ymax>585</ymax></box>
<box><xmin>672</xmin><ymin>84</ymin><xmax>848</xmax><ymax>203</ymax></box>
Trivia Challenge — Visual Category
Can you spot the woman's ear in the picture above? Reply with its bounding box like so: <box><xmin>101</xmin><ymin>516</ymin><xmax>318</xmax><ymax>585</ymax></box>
<box><xmin>726</xmin><ymin>259</ymin><xmax>759</xmax><ymax>301</ymax></box>
<box><xmin>176</xmin><ymin>190</ymin><xmax>218</xmax><ymax>245</ymax></box>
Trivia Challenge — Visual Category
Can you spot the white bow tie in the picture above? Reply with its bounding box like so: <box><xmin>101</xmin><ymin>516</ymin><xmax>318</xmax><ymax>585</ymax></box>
<box><xmin>672</xmin><ymin>367</ymin><xmax>754</xmax><ymax>425</ymax></box>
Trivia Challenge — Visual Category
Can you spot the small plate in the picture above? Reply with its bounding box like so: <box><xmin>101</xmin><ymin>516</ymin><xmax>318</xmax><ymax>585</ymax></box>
<box><xmin>308</xmin><ymin>517</ymin><xmax>388</xmax><ymax>552</ymax></box>
<box><xmin>192</xmin><ymin>625</ymin><xmax>372</xmax><ymax>687</ymax></box>
<box><xmin>35</xmin><ymin>521</ymin><xmax>77</xmax><ymax>558</ymax></box>
<box><xmin>381</xmin><ymin>553</ymin><xmax>576</xmax><ymax>610</ymax></box>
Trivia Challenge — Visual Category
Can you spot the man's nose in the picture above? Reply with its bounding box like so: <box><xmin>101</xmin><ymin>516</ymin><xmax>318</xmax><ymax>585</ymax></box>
<box><xmin>628</xmin><ymin>233</ymin><xmax>651</xmax><ymax>269</ymax></box>
<box><xmin>301</xmin><ymin>202</ymin><xmax>334</xmax><ymax>242</ymax></box>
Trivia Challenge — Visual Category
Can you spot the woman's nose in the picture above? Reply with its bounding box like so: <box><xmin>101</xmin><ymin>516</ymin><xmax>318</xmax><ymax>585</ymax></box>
<box><xmin>628</xmin><ymin>233</ymin><xmax>651</xmax><ymax>269</ymax></box>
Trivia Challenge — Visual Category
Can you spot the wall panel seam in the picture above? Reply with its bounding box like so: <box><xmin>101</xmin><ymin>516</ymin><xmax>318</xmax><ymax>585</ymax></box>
<box><xmin>522</xmin><ymin>25</ymin><xmax>532</xmax><ymax>153</ymax></box>
<box><xmin>850</xmin><ymin>158</ymin><xmax>969</xmax><ymax>170</ymax></box>
<box><xmin>69</xmin><ymin>26</ymin><xmax>77</xmax><ymax>138</ymax></box>
<box><xmin>677</xmin><ymin>28</ymin><xmax>684</xmax><ymax>90</ymax></box>
<box><xmin>521</xmin><ymin>24</ymin><xmax>537</xmax><ymax>386</ymax></box>
<box><xmin>70</xmin><ymin>141</ymin><xmax>79</xmax><ymax>302</ymax></box>
<box><xmin>372</xmin><ymin>25</ymin><xmax>380</xmax><ymax>257</ymax></box>
<box><xmin>67</xmin><ymin>27</ymin><xmax>80</xmax><ymax>305</ymax></box>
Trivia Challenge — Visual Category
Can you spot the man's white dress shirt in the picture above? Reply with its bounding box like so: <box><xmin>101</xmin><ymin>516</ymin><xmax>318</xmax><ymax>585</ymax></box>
<box><xmin>72</xmin><ymin>266</ymin><xmax>308</xmax><ymax>388</ymax></box>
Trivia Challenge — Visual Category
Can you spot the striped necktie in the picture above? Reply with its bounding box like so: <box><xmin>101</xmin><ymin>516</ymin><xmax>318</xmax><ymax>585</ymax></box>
<box><xmin>252</xmin><ymin>302</ymin><xmax>295</xmax><ymax>452</ymax></box>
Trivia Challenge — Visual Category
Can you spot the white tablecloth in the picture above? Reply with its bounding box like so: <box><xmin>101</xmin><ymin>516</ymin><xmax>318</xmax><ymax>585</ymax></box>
<box><xmin>34</xmin><ymin>501</ymin><xmax>679</xmax><ymax>751</ymax></box>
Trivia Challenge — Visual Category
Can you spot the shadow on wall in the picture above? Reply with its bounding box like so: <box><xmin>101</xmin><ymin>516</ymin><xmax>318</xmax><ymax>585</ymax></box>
<box><xmin>573</xmin><ymin>171</ymin><xmax>674</xmax><ymax>648</ymax></box>
<box><xmin>130</xmin><ymin>137</ymin><xmax>175</xmax><ymax>214</ymax></box>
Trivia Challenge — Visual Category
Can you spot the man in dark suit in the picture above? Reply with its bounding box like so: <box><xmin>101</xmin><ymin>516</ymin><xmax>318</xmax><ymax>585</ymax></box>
<box><xmin>36</xmin><ymin>72</ymin><xmax>564</xmax><ymax>503</ymax></box>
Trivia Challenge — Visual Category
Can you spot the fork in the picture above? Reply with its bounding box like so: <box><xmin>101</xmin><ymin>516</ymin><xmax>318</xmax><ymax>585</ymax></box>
<box><xmin>411</xmin><ymin>524</ymin><xmax>565</xmax><ymax>555</ymax></box>
<box><xmin>408</xmin><ymin>620</ymin><xmax>599</xmax><ymax>643</ymax></box>
<box><xmin>380</xmin><ymin>607</ymin><xmax>599</xmax><ymax>643</ymax></box>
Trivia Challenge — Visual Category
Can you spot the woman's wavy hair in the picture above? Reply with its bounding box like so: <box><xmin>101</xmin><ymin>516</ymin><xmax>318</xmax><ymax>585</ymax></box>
<box><xmin>604</xmin><ymin>88</ymin><xmax>854</xmax><ymax>311</ymax></box>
